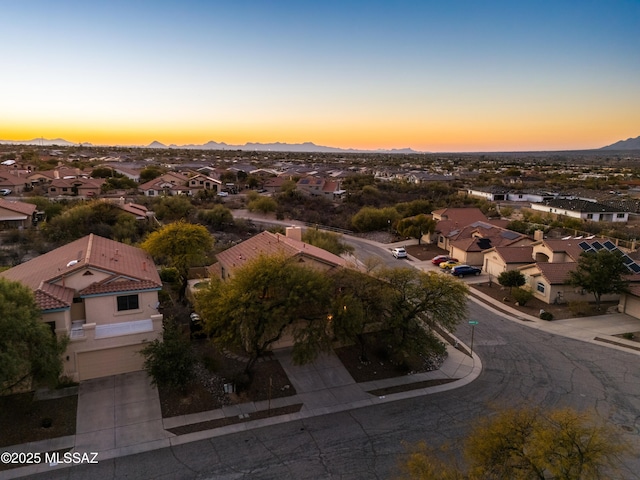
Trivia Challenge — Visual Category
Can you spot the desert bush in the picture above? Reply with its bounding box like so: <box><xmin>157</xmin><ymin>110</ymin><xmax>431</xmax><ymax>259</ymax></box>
<box><xmin>540</xmin><ymin>311</ymin><xmax>554</xmax><ymax>321</ymax></box>
<box><xmin>568</xmin><ymin>300</ymin><xmax>590</xmax><ymax>316</ymax></box>
<box><xmin>512</xmin><ymin>287</ymin><xmax>534</xmax><ymax>306</ymax></box>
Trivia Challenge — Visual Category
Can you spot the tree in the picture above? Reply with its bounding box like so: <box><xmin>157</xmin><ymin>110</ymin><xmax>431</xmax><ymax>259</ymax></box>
<box><xmin>247</xmin><ymin>196</ymin><xmax>277</xmax><ymax>214</ymax></box>
<box><xmin>302</xmin><ymin>228</ymin><xmax>354</xmax><ymax>256</ymax></box>
<box><xmin>197</xmin><ymin>205</ymin><xmax>234</xmax><ymax>229</ymax></box>
<box><xmin>0</xmin><ymin>278</ymin><xmax>68</xmax><ymax>393</ymax></box>
<box><xmin>395</xmin><ymin>214</ymin><xmax>436</xmax><ymax>245</ymax></box>
<box><xmin>498</xmin><ymin>270</ymin><xmax>526</xmax><ymax>294</ymax></box>
<box><xmin>195</xmin><ymin>254</ymin><xmax>332</xmax><ymax>374</ymax></box>
<box><xmin>330</xmin><ymin>268</ymin><xmax>390</xmax><ymax>361</ymax></box>
<box><xmin>398</xmin><ymin>407</ymin><xmax>628</xmax><ymax>480</ymax></box>
<box><xmin>141</xmin><ymin>221</ymin><xmax>213</xmax><ymax>298</ymax></box>
<box><xmin>375</xmin><ymin>267</ymin><xmax>468</xmax><ymax>358</ymax></box>
<box><xmin>567</xmin><ymin>250</ymin><xmax>629</xmax><ymax>310</ymax></box>
<box><xmin>140</xmin><ymin>320</ymin><xmax>195</xmax><ymax>393</ymax></box>
<box><xmin>139</xmin><ymin>166</ymin><xmax>165</xmax><ymax>183</ymax></box>
<box><xmin>351</xmin><ymin>206</ymin><xmax>400</xmax><ymax>232</ymax></box>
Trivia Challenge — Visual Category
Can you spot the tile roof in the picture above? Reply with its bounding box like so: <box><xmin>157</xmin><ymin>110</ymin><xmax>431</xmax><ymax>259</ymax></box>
<box><xmin>215</xmin><ymin>230</ymin><xmax>347</xmax><ymax>276</ymax></box>
<box><xmin>0</xmin><ymin>234</ymin><xmax>161</xmax><ymax>310</ymax></box>
<box><xmin>0</xmin><ymin>198</ymin><xmax>37</xmax><ymax>216</ymax></box>
<box><xmin>536</xmin><ymin>262</ymin><xmax>577</xmax><ymax>284</ymax></box>
<box><xmin>493</xmin><ymin>246</ymin><xmax>534</xmax><ymax>263</ymax></box>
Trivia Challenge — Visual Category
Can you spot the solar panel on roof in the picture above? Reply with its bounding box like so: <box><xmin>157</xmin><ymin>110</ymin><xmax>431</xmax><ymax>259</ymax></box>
<box><xmin>578</xmin><ymin>241</ymin><xmax>591</xmax><ymax>251</ymax></box>
<box><xmin>592</xmin><ymin>241</ymin><xmax>604</xmax><ymax>250</ymax></box>
<box><xmin>501</xmin><ymin>231</ymin><xmax>520</xmax><ymax>240</ymax></box>
<box><xmin>628</xmin><ymin>263</ymin><xmax>640</xmax><ymax>274</ymax></box>
<box><xmin>622</xmin><ymin>255</ymin><xmax>634</xmax><ymax>265</ymax></box>
<box><xmin>603</xmin><ymin>241</ymin><xmax>617</xmax><ymax>250</ymax></box>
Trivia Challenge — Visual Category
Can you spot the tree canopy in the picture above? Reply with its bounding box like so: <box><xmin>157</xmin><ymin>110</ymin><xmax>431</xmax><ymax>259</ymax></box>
<box><xmin>497</xmin><ymin>270</ymin><xmax>526</xmax><ymax>293</ymax></box>
<box><xmin>399</xmin><ymin>407</ymin><xmax>628</xmax><ymax>480</ymax></box>
<box><xmin>567</xmin><ymin>250</ymin><xmax>629</xmax><ymax>310</ymax></box>
<box><xmin>195</xmin><ymin>254</ymin><xmax>333</xmax><ymax>373</ymax></box>
<box><xmin>0</xmin><ymin>278</ymin><xmax>68</xmax><ymax>393</ymax></box>
<box><xmin>374</xmin><ymin>267</ymin><xmax>469</xmax><ymax>358</ymax></box>
<box><xmin>302</xmin><ymin>228</ymin><xmax>354</xmax><ymax>256</ymax></box>
<box><xmin>141</xmin><ymin>221</ymin><xmax>213</xmax><ymax>297</ymax></box>
<box><xmin>395</xmin><ymin>214</ymin><xmax>436</xmax><ymax>245</ymax></box>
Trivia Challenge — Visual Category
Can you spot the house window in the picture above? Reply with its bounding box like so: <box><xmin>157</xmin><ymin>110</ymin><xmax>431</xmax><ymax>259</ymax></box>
<box><xmin>536</xmin><ymin>282</ymin><xmax>545</xmax><ymax>293</ymax></box>
<box><xmin>117</xmin><ymin>294</ymin><xmax>139</xmax><ymax>311</ymax></box>
<box><xmin>617</xmin><ymin>213</ymin><xmax>625</xmax><ymax>218</ymax></box>
<box><xmin>50</xmin><ymin>187</ymin><xmax>56</xmax><ymax>192</ymax></box>
<box><xmin>587</xmin><ymin>214</ymin><xmax>593</xmax><ymax>219</ymax></box>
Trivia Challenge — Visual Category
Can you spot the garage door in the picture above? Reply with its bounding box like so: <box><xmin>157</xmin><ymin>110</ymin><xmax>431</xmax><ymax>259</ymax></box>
<box><xmin>77</xmin><ymin>344</ymin><xmax>145</xmax><ymax>381</ymax></box>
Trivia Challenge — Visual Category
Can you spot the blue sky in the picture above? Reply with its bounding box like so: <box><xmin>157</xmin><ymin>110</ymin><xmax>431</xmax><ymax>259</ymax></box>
<box><xmin>2</xmin><ymin>0</ymin><xmax>639</xmax><ymax>151</ymax></box>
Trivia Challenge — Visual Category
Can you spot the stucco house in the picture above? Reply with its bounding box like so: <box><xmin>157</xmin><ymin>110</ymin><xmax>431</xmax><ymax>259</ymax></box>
<box><xmin>482</xmin><ymin>245</ymin><xmax>535</xmax><ymax>279</ymax></box>
<box><xmin>207</xmin><ymin>227</ymin><xmax>349</xmax><ymax>282</ymax></box>
<box><xmin>0</xmin><ymin>234</ymin><xmax>163</xmax><ymax>381</ymax></box>
<box><xmin>443</xmin><ymin>221</ymin><xmax>531</xmax><ymax>266</ymax></box>
<box><xmin>0</xmin><ymin>198</ymin><xmax>37</xmax><ymax>229</ymax></box>
<box><xmin>138</xmin><ymin>172</ymin><xmax>190</xmax><ymax>196</ymax></box>
<box><xmin>530</xmin><ymin>198</ymin><xmax>629</xmax><ymax>223</ymax></box>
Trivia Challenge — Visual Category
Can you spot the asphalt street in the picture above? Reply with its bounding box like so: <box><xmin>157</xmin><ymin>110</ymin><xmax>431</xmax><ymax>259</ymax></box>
<box><xmin>30</xmin><ymin>300</ymin><xmax>640</xmax><ymax>480</ymax></box>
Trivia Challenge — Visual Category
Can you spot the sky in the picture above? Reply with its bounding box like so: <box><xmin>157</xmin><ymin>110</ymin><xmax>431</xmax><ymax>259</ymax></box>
<box><xmin>1</xmin><ymin>0</ymin><xmax>639</xmax><ymax>152</ymax></box>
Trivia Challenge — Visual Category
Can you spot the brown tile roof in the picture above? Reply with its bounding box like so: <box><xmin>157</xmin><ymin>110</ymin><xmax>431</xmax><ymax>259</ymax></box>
<box><xmin>0</xmin><ymin>234</ymin><xmax>161</xmax><ymax>310</ymax></box>
<box><xmin>449</xmin><ymin>222</ymin><xmax>529</xmax><ymax>252</ymax></box>
<box><xmin>35</xmin><ymin>283</ymin><xmax>75</xmax><ymax>311</ymax></box>
<box><xmin>0</xmin><ymin>198</ymin><xmax>37</xmax><ymax>216</ymax></box>
<box><xmin>537</xmin><ymin>262</ymin><xmax>577</xmax><ymax>284</ymax></box>
<box><xmin>79</xmin><ymin>278</ymin><xmax>160</xmax><ymax>296</ymax></box>
<box><xmin>542</xmin><ymin>239</ymin><xmax>600</xmax><ymax>262</ymax></box>
<box><xmin>215</xmin><ymin>231</ymin><xmax>347</xmax><ymax>276</ymax></box>
<box><xmin>493</xmin><ymin>246</ymin><xmax>534</xmax><ymax>264</ymax></box>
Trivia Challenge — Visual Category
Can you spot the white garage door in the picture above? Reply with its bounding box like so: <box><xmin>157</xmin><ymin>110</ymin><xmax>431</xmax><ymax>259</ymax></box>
<box><xmin>77</xmin><ymin>344</ymin><xmax>145</xmax><ymax>381</ymax></box>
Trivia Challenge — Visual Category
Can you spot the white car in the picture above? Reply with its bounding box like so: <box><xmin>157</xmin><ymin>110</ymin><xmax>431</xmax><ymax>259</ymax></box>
<box><xmin>0</xmin><ymin>188</ymin><xmax>11</xmax><ymax>196</ymax></box>
<box><xmin>217</xmin><ymin>191</ymin><xmax>229</xmax><ymax>197</ymax></box>
<box><xmin>392</xmin><ymin>247</ymin><xmax>407</xmax><ymax>259</ymax></box>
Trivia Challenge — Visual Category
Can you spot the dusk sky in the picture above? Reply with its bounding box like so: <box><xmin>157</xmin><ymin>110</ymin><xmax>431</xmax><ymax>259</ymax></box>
<box><xmin>2</xmin><ymin>1</ymin><xmax>639</xmax><ymax>152</ymax></box>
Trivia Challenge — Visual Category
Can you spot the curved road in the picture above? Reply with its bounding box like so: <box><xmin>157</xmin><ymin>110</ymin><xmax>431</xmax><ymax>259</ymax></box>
<box><xmin>24</xmin><ymin>217</ymin><xmax>640</xmax><ymax>478</ymax></box>
<box><xmin>36</xmin><ymin>299</ymin><xmax>640</xmax><ymax>480</ymax></box>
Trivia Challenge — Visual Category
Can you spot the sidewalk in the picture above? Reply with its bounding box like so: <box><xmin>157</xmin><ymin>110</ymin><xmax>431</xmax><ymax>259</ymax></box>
<box><xmin>5</xmin><ymin>229</ymin><xmax>640</xmax><ymax>478</ymax></box>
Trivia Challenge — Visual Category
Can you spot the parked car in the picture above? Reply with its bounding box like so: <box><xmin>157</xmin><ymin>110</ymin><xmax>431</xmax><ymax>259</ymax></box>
<box><xmin>439</xmin><ymin>260</ymin><xmax>461</xmax><ymax>270</ymax></box>
<box><xmin>431</xmin><ymin>255</ymin><xmax>457</xmax><ymax>265</ymax></box>
<box><xmin>217</xmin><ymin>191</ymin><xmax>229</xmax><ymax>197</ymax></box>
<box><xmin>450</xmin><ymin>265</ymin><xmax>482</xmax><ymax>278</ymax></box>
<box><xmin>0</xmin><ymin>188</ymin><xmax>12</xmax><ymax>196</ymax></box>
<box><xmin>392</xmin><ymin>247</ymin><xmax>407</xmax><ymax>259</ymax></box>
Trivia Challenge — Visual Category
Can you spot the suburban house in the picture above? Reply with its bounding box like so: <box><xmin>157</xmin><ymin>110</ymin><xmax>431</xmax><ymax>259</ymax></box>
<box><xmin>530</xmin><ymin>198</ymin><xmax>629</xmax><ymax>223</ymax></box>
<box><xmin>482</xmin><ymin>245</ymin><xmax>535</xmax><ymax>279</ymax></box>
<box><xmin>207</xmin><ymin>227</ymin><xmax>350</xmax><ymax>281</ymax></box>
<box><xmin>138</xmin><ymin>171</ymin><xmax>190</xmax><ymax>196</ymax></box>
<box><xmin>0</xmin><ymin>198</ymin><xmax>37</xmax><ymax>229</ymax></box>
<box><xmin>0</xmin><ymin>169</ymin><xmax>29</xmax><ymax>194</ymax></box>
<box><xmin>0</xmin><ymin>234</ymin><xmax>163</xmax><ymax>381</ymax></box>
<box><xmin>47</xmin><ymin>177</ymin><xmax>105</xmax><ymax>197</ymax></box>
<box><xmin>618</xmin><ymin>285</ymin><xmax>640</xmax><ymax>319</ymax></box>
<box><xmin>446</xmin><ymin>221</ymin><xmax>532</xmax><ymax>266</ymax></box>
<box><xmin>465</xmin><ymin>187</ymin><xmax>556</xmax><ymax>203</ymax></box>
<box><xmin>296</xmin><ymin>176</ymin><xmax>344</xmax><ymax>199</ymax></box>
<box><xmin>509</xmin><ymin>237</ymin><xmax>639</xmax><ymax>305</ymax></box>
<box><xmin>186</xmin><ymin>172</ymin><xmax>222</xmax><ymax>194</ymax></box>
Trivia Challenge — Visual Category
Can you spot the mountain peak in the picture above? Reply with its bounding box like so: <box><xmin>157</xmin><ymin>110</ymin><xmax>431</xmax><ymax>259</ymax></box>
<box><xmin>601</xmin><ymin>135</ymin><xmax>640</xmax><ymax>150</ymax></box>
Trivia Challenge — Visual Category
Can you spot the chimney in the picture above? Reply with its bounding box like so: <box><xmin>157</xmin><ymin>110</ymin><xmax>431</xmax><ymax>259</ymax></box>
<box><xmin>534</xmin><ymin>230</ymin><xmax>544</xmax><ymax>241</ymax></box>
<box><xmin>286</xmin><ymin>226</ymin><xmax>302</xmax><ymax>242</ymax></box>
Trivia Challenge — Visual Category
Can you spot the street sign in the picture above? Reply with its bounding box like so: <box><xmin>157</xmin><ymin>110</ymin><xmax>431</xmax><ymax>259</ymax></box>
<box><xmin>469</xmin><ymin>320</ymin><xmax>479</xmax><ymax>325</ymax></box>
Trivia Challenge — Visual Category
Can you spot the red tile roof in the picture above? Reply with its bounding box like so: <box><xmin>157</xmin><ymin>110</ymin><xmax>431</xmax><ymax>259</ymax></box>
<box><xmin>493</xmin><ymin>246</ymin><xmax>534</xmax><ymax>264</ymax></box>
<box><xmin>0</xmin><ymin>198</ymin><xmax>37</xmax><ymax>216</ymax></box>
<box><xmin>214</xmin><ymin>230</ymin><xmax>347</xmax><ymax>276</ymax></box>
<box><xmin>0</xmin><ymin>234</ymin><xmax>161</xmax><ymax>310</ymax></box>
<box><xmin>536</xmin><ymin>262</ymin><xmax>577</xmax><ymax>284</ymax></box>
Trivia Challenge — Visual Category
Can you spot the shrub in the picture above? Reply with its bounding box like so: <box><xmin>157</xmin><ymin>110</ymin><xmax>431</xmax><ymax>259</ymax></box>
<box><xmin>160</xmin><ymin>267</ymin><xmax>180</xmax><ymax>283</ymax></box>
<box><xmin>540</xmin><ymin>311</ymin><xmax>554</xmax><ymax>321</ymax></box>
<box><xmin>512</xmin><ymin>287</ymin><xmax>534</xmax><ymax>306</ymax></box>
<box><xmin>622</xmin><ymin>332</ymin><xmax>634</xmax><ymax>340</ymax></box>
<box><xmin>568</xmin><ymin>300</ymin><xmax>590</xmax><ymax>316</ymax></box>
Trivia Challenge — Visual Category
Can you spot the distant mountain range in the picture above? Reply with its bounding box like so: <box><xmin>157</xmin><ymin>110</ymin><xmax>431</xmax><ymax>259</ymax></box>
<box><xmin>0</xmin><ymin>137</ymin><xmax>419</xmax><ymax>154</ymax></box>
<box><xmin>600</xmin><ymin>136</ymin><xmax>640</xmax><ymax>150</ymax></box>
<box><xmin>3</xmin><ymin>136</ymin><xmax>639</xmax><ymax>153</ymax></box>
